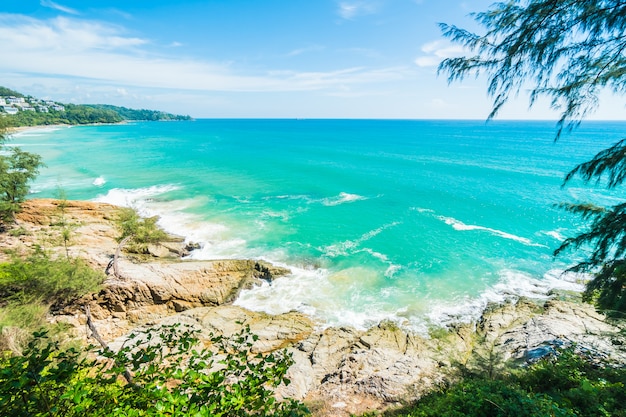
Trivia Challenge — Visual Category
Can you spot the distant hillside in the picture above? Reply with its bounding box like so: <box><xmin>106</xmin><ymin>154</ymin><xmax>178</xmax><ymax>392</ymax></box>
<box><xmin>0</xmin><ymin>87</ymin><xmax>192</xmax><ymax>127</ymax></box>
<box><xmin>84</xmin><ymin>104</ymin><xmax>192</xmax><ymax>122</ymax></box>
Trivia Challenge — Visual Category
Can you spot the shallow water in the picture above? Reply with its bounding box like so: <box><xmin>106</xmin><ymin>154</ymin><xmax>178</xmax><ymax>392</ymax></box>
<box><xmin>14</xmin><ymin>119</ymin><xmax>625</xmax><ymax>331</ymax></box>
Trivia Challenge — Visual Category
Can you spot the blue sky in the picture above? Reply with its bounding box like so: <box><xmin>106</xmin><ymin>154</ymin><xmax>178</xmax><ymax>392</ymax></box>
<box><xmin>0</xmin><ymin>1</ymin><xmax>622</xmax><ymax>119</ymax></box>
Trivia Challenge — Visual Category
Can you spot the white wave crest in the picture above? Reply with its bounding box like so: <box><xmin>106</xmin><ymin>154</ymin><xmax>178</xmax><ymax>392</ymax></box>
<box><xmin>322</xmin><ymin>192</ymin><xmax>367</xmax><ymax>206</ymax></box>
<box><xmin>92</xmin><ymin>176</ymin><xmax>106</xmax><ymax>187</ymax></box>
<box><xmin>436</xmin><ymin>215</ymin><xmax>545</xmax><ymax>247</ymax></box>
<box><xmin>93</xmin><ymin>184</ymin><xmax>180</xmax><ymax>210</ymax></box>
<box><xmin>320</xmin><ymin>222</ymin><xmax>400</xmax><ymax>258</ymax></box>
<box><xmin>93</xmin><ymin>185</ymin><xmax>250</xmax><ymax>258</ymax></box>
<box><xmin>543</xmin><ymin>229</ymin><xmax>566</xmax><ymax>241</ymax></box>
<box><xmin>426</xmin><ymin>268</ymin><xmax>587</xmax><ymax>328</ymax></box>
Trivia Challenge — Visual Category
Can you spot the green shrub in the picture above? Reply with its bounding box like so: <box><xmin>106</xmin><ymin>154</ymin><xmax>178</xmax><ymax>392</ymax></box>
<box><xmin>515</xmin><ymin>349</ymin><xmax>626</xmax><ymax>417</ymax></box>
<box><xmin>376</xmin><ymin>348</ymin><xmax>626</xmax><ymax>417</ymax></box>
<box><xmin>0</xmin><ymin>248</ymin><xmax>103</xmax><ymax>308</ymax></box>
<box><xmin>0</xmin><ymin>248</ymin><xmax>104</xmax><ymax>349</ymax></box>
<box><xmin>401</xmin><ymin>378</ymin><xmax>573</xmax><ymax>417</ymax></box>
<box><xmin>115</xmin><ymin>208</ymin><xmax>168</xmax><ymax>254</ymax></box>
<box><xmin>0</xmin><ymin>325</ymin><xmax>309</xmax><ymax>417</ymax></box>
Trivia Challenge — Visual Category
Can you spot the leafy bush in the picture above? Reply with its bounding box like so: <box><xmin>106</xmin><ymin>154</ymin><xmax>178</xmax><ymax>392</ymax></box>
<box><xmin>515</xmin><ymin>349</ymin><xmax>626</xmax><ymax>417</ymax></box>
<box><xmin>115</xmin><ymin>207</ymin><xmax>168</xmax><ymax>254</ymax></box>
<box><xmin>0</xmin><ymin>147</ymin><xmax>44</xmax><ymax>222</ymax></box>
<box><xmin>0</xmin><ymin>325</ymin><xmax>309</xmax><ymax>417</ymax></box>
<box><xmin>0</xmin><ymin>248</ymin><xmax>103</xmax><ymax>308</ymax></box>
<box><xmin>375</xmin><ymin>348</ymin><xmax>626</xmax><ymax>417</ymax></box>
<box><xmin>400</xmin><ymin>378</ymin><xmax>573</xmax><ymax>417</ymax></box>
<box><xmin>0</xmin><ymin>248</ymin><xmax>104</xmax><ymax>348</ymax></box>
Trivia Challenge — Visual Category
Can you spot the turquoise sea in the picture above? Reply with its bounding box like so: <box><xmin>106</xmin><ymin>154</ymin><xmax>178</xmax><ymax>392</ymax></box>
<box><xmin>12</xmin><ymin>119</ymin><xmax>625</xmax><ymax>332</ymax></box>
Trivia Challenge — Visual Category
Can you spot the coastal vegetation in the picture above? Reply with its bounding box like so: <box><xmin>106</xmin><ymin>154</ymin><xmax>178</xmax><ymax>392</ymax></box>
<box><xmin>0</xmin><ymin>325</ymin><xmax>309</xmax><ymax>417</ymax></box>
<box><xmin>110</xmin><ymin>207</ymin><xmax>169</xmax><ymax>277</ymax></box>
<box><xmin>368</xmin><ymin>348</ymin><xmax>626</xmax><ymax>417</ymax></box>
<box><xmin>0</xmin><ymin>116</ymin><xmax>44</xmax><ymax>223</ymax></box>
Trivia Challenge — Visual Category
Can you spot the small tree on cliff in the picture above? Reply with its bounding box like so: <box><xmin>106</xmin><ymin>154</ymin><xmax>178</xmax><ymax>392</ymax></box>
<box><xmin>439</xmin><ymin>0</ymin><xmax>626</xmax><ymax>314</ymax></box>
<box><xmin>0</xmin><ymin>118</ymin><xmax>44</xmax><ymax>223</ymax></box>
<box><xmin>110</xmin><ymin>207</ymin><xmax>168</xmax><ymax>277</ymax></box>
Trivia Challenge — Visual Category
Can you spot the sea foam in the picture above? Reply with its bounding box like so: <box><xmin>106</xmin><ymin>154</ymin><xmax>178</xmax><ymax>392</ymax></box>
<box><xmin>436</xmin><ymin>215</ymin><xmax>546</xmax><ymax>247</ymax></box>
<box><xmin>322</xmin><ymin>192</ymin><xmax>367</xmax><ymax>206</ymax></box>
<box><xmin>92</xmin><ymin>176</ymin><xmax>106</xmax><ymax>187</ymax></box>
<box><xmin>425</xmin><ymin>268</ymin><xmax>587</xmax><ymax>328</ymax></box>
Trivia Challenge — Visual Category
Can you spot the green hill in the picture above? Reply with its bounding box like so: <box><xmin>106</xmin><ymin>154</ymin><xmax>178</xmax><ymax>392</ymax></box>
<box><xmin>0</xmin><ymin>87</ymin><xmax>192</xmax><ymax>127</ymax></box>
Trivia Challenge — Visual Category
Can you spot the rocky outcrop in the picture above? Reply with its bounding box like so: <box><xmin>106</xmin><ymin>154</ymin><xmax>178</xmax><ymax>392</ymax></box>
<box><xmin>100</xmin><ymin>297</ymin><xmax>625</xmax><ymax>417</ymax></box>
<box><xmin>475</xmin><ymin>298</ymin><xmax>626</xmax><ymax>364</ymax></box>
<box><xmin>88</xmin><ymin>259</ymin><xmax>290</xmax><ymax>324</ymax></box>
<box><xmin>8</xmin><ymin>199</ymin><xmax>626</xmax><ymax>417</ymax></box>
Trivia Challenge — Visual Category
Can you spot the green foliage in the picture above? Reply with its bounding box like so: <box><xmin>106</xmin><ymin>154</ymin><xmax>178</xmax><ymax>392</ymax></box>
<box><xmin>0</xmin><ymin>126</ymin><xmax>45</xmax><ymax>222</ymax></box>
<box><xmin>0</xmin><ymin>331</ymin><xmax>87</xmax><ymax>417</ymax></box>
<box><xmin>439</xmin><ymin>0</ymin><xmax>626</xmax><ymax>314</ymax></box>
<box><xmin>0</xmin><ymin>247</ymin><xmax>103</xmax><ymax>352</ymax></box>
<box><xmin>0</xmin><ymin>87</ymin><xmax>23</xmax><ymax>97</ymax></box>
<box><xmin>0</xmin><ymin>116</ymin><xmax>8</xmax><ymax>142</ymax></box>
<box><xmin>438</xmin><ymin>0</ymin><xmax>626</xmax><ymax>133</ymax></box>
<box><xmin>0</xmin><ymin>248</ymin><xmax>103</xmax><ymax>306</ymax></box>
<box><xmin>115</xmin><ymin>208</ymin><xmax>168</xmax><ymax>253</ymax></box>
<box><xmin>84</xmin><ymin>104</ymin><xmax>192</xmax><ymax>121</ymax></box>
<box><xmin>0</xmin><ymin>248</ymin><xmax>103</xmax><ymax>331</ymax></box>
<box><xmin>374</xmin><ymin>348</ymin><xmax>626</xmax><ymax>417</ymax></box>
<box><xmin>7</xmin><ymin>104</ymin><xmax>124</xmax><ymax>126</ymax></box>
<box><xmin>50</xmin><ymin>190</ymin><xmax>79</xmax><ymax>259</ymax></box>
<box><xmin>554</xmin><ymin>140</ymin><xmax>626</xmax><ymax>315</ymax></box>
<box><xmin>0</xmin><ymin>325</ymin><xmax>309</xmax><ymax>417</ymax></box>
<box><xmin>0</xmin><ymin>147</ymin><xmax>44</xmax><ymax>221</ymax></box>
<box><xmin>397</xmin><ymin>378</ymin><xmax>573</xmax><ymax>417</ymax></box>
<box><xmin>515</xmin><ymin>349</ymin><xmax>626</xmax><ymax>417</ymax></box>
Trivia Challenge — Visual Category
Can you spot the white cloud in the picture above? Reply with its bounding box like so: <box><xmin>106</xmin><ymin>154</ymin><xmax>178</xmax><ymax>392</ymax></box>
<box><xmin>414</xmin><ymin>39</ymin><xmax>467</xmax><ymax>67</ymax></box>
<box><xmin>40</xmin><ymin>0</ymin><xmax>79</xmax><ymax>15</ymax></box>
<box><xmin>0</xmin><ymin>15</ymin><xmax>146</xmax><ymax>52</ymax></box>
<box><xmin>0</xmin><ymin>14</ymin><xmax>407</xmax><ymax>93</ymax></box>
<box><xmin>337</xmin><ymin>1</ymin><xmax>379</xmax><ymax>20</ymax></box>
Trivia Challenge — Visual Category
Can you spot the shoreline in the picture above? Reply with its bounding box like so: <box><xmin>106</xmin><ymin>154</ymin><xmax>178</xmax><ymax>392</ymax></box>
<box><xmin>6</xmin><ymin>120</ymin><xmax>135</xmax><ymax>136</ymax></box>
<box><xmin>13</xmin><ymin>118</ymin><xmax>614</xmax><ymax>334</ymax></box>
<box><xmin>7</xmin><ymin>123</ymin><xmax>73</xmax><ymax>135</ymax></box>
<box><xmin>6</xmin><ymin>198</ymin><xmax>626</xmax><ymax>416</ymax></box>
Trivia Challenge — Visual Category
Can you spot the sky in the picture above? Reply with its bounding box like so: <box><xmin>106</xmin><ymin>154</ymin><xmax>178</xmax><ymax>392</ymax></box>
<box><xmin>0</xmin><ymin>0</ymin><xmax>623</xmax><ymax>119</ymax></box>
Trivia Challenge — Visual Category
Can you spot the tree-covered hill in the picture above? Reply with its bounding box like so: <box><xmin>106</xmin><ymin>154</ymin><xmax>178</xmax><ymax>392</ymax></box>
<box><xmin>84</xmin><ymin>104</ymin><xmax>192</xmax><ymax>122</ymax></box>
<box><xmin>0</xmin><ymin>87</ymin><xmax>192</xmax><ymax>127</ymax></box>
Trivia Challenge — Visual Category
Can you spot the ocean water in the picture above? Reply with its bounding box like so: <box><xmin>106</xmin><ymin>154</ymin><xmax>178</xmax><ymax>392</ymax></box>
<box><xmin>12</xmin><ymin>119</ymin><xmax>625</xmax><ymax>332</ymax></box>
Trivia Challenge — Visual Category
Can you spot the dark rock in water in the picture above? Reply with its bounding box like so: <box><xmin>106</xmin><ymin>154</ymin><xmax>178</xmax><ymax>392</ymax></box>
<box><xmin>185</xmin><ymin>241</ymin><xmax>202</xmax><ymax>252</ymax></box>
<box><xmin>254</xmin><ymin>261</ymin><xmax>291</xmax><ymax>282</ymax></box>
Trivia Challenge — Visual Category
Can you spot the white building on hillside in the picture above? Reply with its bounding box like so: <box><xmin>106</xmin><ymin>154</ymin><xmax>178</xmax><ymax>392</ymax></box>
<box><xmin>6</xmin><ymin>97</ymin><xmax>25</xmax><ymax>104</ymax></box>
<box><xmin>2</xmin><ymin>106</ymin><xmax>18</xmax><ymax>115</ymax></box>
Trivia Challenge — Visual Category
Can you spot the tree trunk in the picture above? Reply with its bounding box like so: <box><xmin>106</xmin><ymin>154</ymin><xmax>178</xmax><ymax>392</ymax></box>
<box><xmin>112</xmin><ymin>235</ymin><xmax>133</xmax><ymax>279</ymax></box>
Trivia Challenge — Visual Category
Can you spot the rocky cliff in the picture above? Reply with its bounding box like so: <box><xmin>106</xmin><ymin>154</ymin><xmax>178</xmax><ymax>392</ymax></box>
<box><xmin>8</xmin><ymin>198</ymin><xmax>626</xmax><ymax>417</ymax></box>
